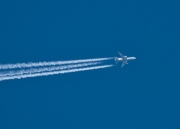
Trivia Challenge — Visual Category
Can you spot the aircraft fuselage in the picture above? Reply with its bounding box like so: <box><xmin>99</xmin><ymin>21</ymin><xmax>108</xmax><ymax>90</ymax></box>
<box><xmin>115</xmin><ymin>57</ymin><xmax>136</xmax><ymax>61</ymax></box>
<box><xmin>115</xmin><ymin>52</ymin><xmax>136</xmax><ymax>67</ymax></box>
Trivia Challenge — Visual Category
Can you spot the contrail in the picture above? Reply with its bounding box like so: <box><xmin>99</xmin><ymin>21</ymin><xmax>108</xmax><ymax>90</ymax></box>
<box><xmin>0</xmin><ymin>57</ymin><xmax>114</xmax><ymax>70</ymax></box>
<box><xmin>0</xmin><ymin>62</ymin><xmax>101</xmax><ymax>77</ymax></box>
<box><xmin>0</xmin><ymin>65</ymin><xmax>114</xmax><ymax>81</ymax></box>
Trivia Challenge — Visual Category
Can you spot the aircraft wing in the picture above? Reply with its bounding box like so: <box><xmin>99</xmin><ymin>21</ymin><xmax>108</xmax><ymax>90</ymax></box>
<box><xmin>118</xmin><ymin>52</ymin><xmax>124</xmax><ymax>58</ymax></box>
<box><xmin>121</xmin><ymin>62</ymin><xmax>125</xmax><ymax>67</ymax></box>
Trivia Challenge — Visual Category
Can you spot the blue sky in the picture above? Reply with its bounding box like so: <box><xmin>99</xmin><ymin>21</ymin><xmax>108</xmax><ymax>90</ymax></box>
<box><xmin>0</xmin><ymin>0</ymin><xmax>180</xmax><ymax>129</ymax></box>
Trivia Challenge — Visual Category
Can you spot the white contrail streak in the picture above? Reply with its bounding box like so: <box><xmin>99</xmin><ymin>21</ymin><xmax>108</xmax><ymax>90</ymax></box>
<box><xmin>0</xmin><ymin>65</ymin><xmax>114</xmax><ymax>81</ymax></box>
<box><xmin>0</xmin><ymin>62</ymin><xmax>101</xmax><ymax>77</ymax></box>
<box><xmin>0</xmin><ymin>57</ymin><xmax>114</xmax><ymax>70</ymax></box>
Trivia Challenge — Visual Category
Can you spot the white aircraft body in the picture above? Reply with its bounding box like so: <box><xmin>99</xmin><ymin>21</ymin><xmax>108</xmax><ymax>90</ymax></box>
<box><xmin>115</xmin><ymin>52</ymin><xmax>136</xmax><ymax>67</ymax></box>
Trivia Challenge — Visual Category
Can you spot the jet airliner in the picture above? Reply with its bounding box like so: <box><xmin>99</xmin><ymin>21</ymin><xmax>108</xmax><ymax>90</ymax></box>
<box><xmin>115</xmin><ymin>52</ymin><xmax>136</xmax><ymax>67</ymax></box>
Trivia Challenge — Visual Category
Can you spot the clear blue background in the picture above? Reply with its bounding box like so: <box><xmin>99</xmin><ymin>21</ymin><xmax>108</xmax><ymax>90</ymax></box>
<box><xmin>0</xmin><ymin>0</ymin><xmax>180</xmax><ymax>129</ymax></box>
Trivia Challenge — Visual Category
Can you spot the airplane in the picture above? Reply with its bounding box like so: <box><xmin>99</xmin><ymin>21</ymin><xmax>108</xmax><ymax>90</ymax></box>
<box><xmin>115</xmin><ymin>52</ymin><xmax>136</xmax><ymax>67</ymax></box>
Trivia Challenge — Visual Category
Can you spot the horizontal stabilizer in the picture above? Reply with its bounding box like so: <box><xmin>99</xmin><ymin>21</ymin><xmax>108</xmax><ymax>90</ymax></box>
<box><xmin>115</xmin><ymin>57</ymin><xmax>120</xmax><ymax>64</ymax></box>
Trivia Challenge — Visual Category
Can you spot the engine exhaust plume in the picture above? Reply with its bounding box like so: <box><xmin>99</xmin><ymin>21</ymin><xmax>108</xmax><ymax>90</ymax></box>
<box><xmin>0</xmin><ymin>57</ymin><xmax>114</xmax><ymax>70</ymax></box>
<box><xmin>0</xmin><ymin>65</ymin><xmax>114</xmax><ymax>81</ymax></box>
<box><xmin>0</xmin><ymin>62</ymin><xmax>101</xmax><ymax>77</ymax></box>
